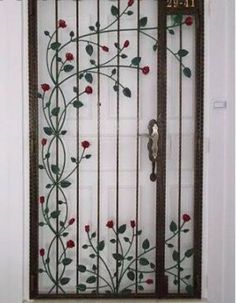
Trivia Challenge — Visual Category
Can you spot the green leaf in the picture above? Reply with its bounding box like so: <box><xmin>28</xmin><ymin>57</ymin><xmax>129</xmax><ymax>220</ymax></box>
<box><xmin>58</xmin><ymin>200</ymin><xmax>64</xmax><ymax>205</ymax></box>
<box><xmin>51</xmin><ymin>164</ymin><xmax>60</xmax><ymax>175</ymax></box>
<box><xmin>38</xmin><ymin>165</ymin><xmax>44</xmax><ymax>169</ymax></box>
<box><xmin>62</xmin><ymin>258</ymin><xmax>73</xmax><ymax>266</ymax></box>
<box><xmin>45</xmin><ymin>153</ymin><xmax>50</xmax><ymax>159</ymax></box>
<box><xmin>60</xmin><ymin>277</ymin><xmax>70</xmax><ymax>285</ymax></box>
<box><xmin>121</xmin><ymin>54</ymin><xmax>127</xmax><ymax>59</ymax></box>
<box><xmin>90</xmin><ymin>59</ymin><xmax>96</xmax><ymax>65</ymax></box>
<box><xmin>139</xmin><ymin>17</ymin><xmax>148</xmax><ymax>27</ymax></box>
<box><xmin>183</xmin><ymin>229</ymin><xmax>189</xmax><ymax>233</ymax></box>
<box><xmin>89</xmin><ymin>254</ymin><xmax>96</xmax><ymax>259</ymax></box>
<box><xmin>43</xmin><ymin>127</ymin><xmax>53</xmax><ymax>136</ymax></box>
<box><xmin>64</xmin><ymin>64</ymin><xmax>74</xmax><ymax>72</ymax></box>
<box><xmin>127</xmin><ymin>271</ymin><xmax>135</xmax><ymax>281</ymax></box>
<box><xmin>113</xmin><ymin>85</ymin><xmax>119</xmax><ymax>92</ymax></box>
<box><xmin>77</xmin><ymin>284</ymin><xmax>86</xmax><ymax>291</ymax></box>
<box><xmin>82</xmin><ymin>244</ymin><xmax>88</xmax><ymax>249</ymax></box>
<box><xmin>51</xmin><ymin>210</ymin><xmax>60</xmax><ymax>219</ymax></box>
<box><xmin>123</xmin><ymin>87</ymin><xmax>131</xmax><ymax>98</ymax></box>
<box><xmin>79</xmin><ymin>73</ymin><xmax>84</xmax><ymax>79</ymax></box>
<box><xmin>59</xmin><ymin>221</ymin><xmax>64</xmax><ymax>227</ymax></box>
<box><xmin>139</xmin><ymin>272</ymin><xmax>144</xmax><ymax>280</ymax></box>
<box><xmin>51</xmin><ymin>107</ymin><xmax>60</xmax><ymax>116</ymax></box>
<box><xmin>46</xmin><ymin>184</ymin><xmax>52</xmax><ymax>189</ymax></box>
<box><xmin>183</xmin><ymin>67</ymin><xmax>191</xmax><ymax>78</ymax></box>
<box><xmin>62</xmin><ymin>232</ymin><xmax>69</xmax><ymax>237</ymax></box>
<box><xmin>170</xmin><ymin>220</ymin><xmax>177</xmax><ymax>232</ymax></box>
<box><xmin>71</xmin><ymin>157</ymin><xmax>76</xmax><ymax>163</ymax></box>
<box><xmin>131</xmin><ymin>56</ymin><xmax>141</xmax><ymax>66</ymax></box>
<box><xmin>150</xmin><ymin>262</ymin><xmax>155</xmax><ymax>269</ymax></box>
<box><xmin>89</xmin><ymin>26</ymin><xmax>95</xmax><ymax>31</ymax></box>
<box><xmin>70</xmin><ymin>31</ymin><xmax>75</xmax><ymax>37</ymax></box>
<box><xmin>91</xmin><ymin>232</ymin><xmax>96</xmax><ymax>238</ymax></box>
<box><xmin>37</xmin><ymin>92</ymin><xmax>43</xmax><ymax>99</ymax></box>
<box><xmin>85</xmin><ymin>154</ymin><xmax>92</xmax><ymax>159</ymax></box>
<box><xmin>186</xmin><ymin>285</ymin><xmax>193</xmax><ymax>295</ymax></box>
<box><xmin>185</xmin><ymin>248</ymin><xmax>193</xmax><ymax>258</ymax></box>
<box><xmin>167</xmin><ymin>243</ymin><xmax>174</xmax><ymax>248</ymax></box>
<box><xmin>38</xmin><ymin>268</ymin><xmax>44</xmax><ymax>273</ymax></box>
<box><xmin>73</xmin><ymin>101</ymin><xmax>84</xmax><ymax>108</ymax></box>
<box><xmin>153</xmin><ymin>44</ymin><xmax>158</xmax><ymax>51</ymax></box>
<box><xmin>139</xmin><ymin>258</ymin><xmax>149</xmax><ymax>266</ymax></box>
<box><xmin>118</xmin><ymin>224</ymin><xmax>126</xmax><ymax>234</ymax></box>
<box><xmin>61</xmin><ymin>130</ymin><xmax>67</xmax><ymax>135</ymax></box>
<box><xmin>126</xmin><ymin>256</ymin><xmax>133</xmax><ymax>261</ymax></box>
<box><xmin>185</xmin><ymin>275</ymin><xmax>191</xmax><ymax>280</ymax></box>
<box><xmin>86</xmin><ymin>276</ymin><xmax>96</xmax><ymax>284</ymax></box>
<box><xmin>38</xmin><ymin>222</ymin><xmax>45</xmax><ymax>226</ymax></box>
<box><xmin>172</xmin><ymin>250</ymin><xmax>179</xmax><ymax>261</ymax></box>
<box><xmin>124</xmin><ymin>237</ymin><xmax>129</xmax><ymax>242</ymax></box>
<box><xmin>111</xmin><ymin>68</ymin><xmax>116</xmax><ymax>75</ymax></box>
<box><xmin>173</xmin><ymin>14</ymin><xmax>183</xmax><ymax>25</ymax></box>
<box><xmin>168</xmin><ymin>29</ymin><xmax>175</xmax><ymax>35</ymax></box>
<box><xmin>138</xmin><ymin>285</ymin><xmax>144</xmax><ymax>291</ymax></box>
<box><xmin>85</xmin><ymin>73</ymin><xmax>93</xmax><ymax>84</ymax></box>
<box><xmin>178</xmin><ymin>49</ymin><xmax>189</xmax><ymax>57</ymax></box>
<box><xmin>111</xmin><ymin>5</ymin><xmax>119</xmax><ymax>16</ymax></box>
<box><xmin>121</xmin><ymin>288</ymin><xmax>132</xmax><ymax>294</ymax></box>
<box><xmin>60</xmin><ymin>180</ymin><xmax>71</xmax><ymax>188</ymax></box>
<box><xmin>112</xmin><ymin>253</ymin><xmax>124</xmax><ymax>261</ymax></box>
<box><xmin>45</xmin><ymin>258</ymin><xmax>50</xmax><ymax>264</ymax></box>
<box><xmin>44</xmin><ymin>31</ymin><xmax>50</xmax><ymax>36</ymax></box>
<box><xmin>78</xmin><ymin>265</ymin><xmax>86</xmax><ymax>272</ymax></box>
<box><xmin>110</xmin><ymin>239</ymin><xmax>116</xmax><ymax>244</ymax></box>
<box><xmin>137</xmin><ymin>230</ymin><xmax>142</xmax><ymax>235</ymax></box>
<box><xmin>86</xmin><ymin>44</ymin><xmax>93</xmax><ymax>56</ymax></box>
<box><xmin>127</xmin><ymin>11</ymin><xmax>133</xmax><ymax>16</ymax></box>
<box><xmin>142</xmin><ymin>239</ymin><xmax>150</xmax><ymax>250</ymax></box>
<box><xmin>51</xmin><ymin>42</ymin><xmax>61</xmax><ymax>50</ymax></box>
<box><xmin>97</xmin><ymin>240</ymin><xmax>105</xmax><ymax>251</ymax></box>
<box><xmin>92</xmin><ymin>264</ymin><xmax>97</xmax><ymax>271</ymax></box>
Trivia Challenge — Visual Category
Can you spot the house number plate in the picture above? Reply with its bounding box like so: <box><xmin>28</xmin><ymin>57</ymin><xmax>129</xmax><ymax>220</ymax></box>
<box><xmin>166</xmin><ymin>0</ymin><xmax>195</xmax><ymax>8</ymax></box>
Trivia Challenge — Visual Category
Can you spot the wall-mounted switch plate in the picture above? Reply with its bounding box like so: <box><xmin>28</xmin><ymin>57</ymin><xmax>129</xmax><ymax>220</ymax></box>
<box><xmin>213</xmin><ymin>100</ymin><xmax>227</xmax><ymax>109</ymax></box>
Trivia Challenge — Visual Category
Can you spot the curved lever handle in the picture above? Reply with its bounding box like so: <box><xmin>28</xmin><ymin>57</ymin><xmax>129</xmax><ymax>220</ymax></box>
<box><xmin>147</xmin><ymin>120</ymin><xmax>159</xmax><ymax>182</ymax></box>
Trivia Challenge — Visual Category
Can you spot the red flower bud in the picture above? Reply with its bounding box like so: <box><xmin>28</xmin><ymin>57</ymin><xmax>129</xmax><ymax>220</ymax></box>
<box><xmin>81</xmin><ymin>140</ymin><xmax>90</xmax><ymax>149</ymax></box>
<box><xmin>123</xmin><ymin>40</ymin><xmax>130</xmax><ymax>48</ymax></box>
<box><xmin>85</xmin><ymin>225</ymin><xmax>90</xmax><ymax>233</ymax></box>
<box><xmin>66</xmin><ymin>52</ymin><xmax>74</xmax><ymax>61</ymax></box>
<box><xmin>41</xmin><ymin>138</ymin><xmax>47</xmax><ymax>146</ymax></box>
<box><xmin>185</xmin><ymin>16</ymin><xmax>193</xmax><ymax>26</ymax></box>
<box><xmin>67</xmin><ymin>240</ymin><xmax>75</xmax><ymax>248</ymax></box>
<box><xmin>106</xmin><ymin>220</ymin><xmax>114</xmax><ymax>229</ymax></box>
<box><xmin>85</xmin><ymin>86</ymin><xmax>93</xmax><ymax>94</ymax></box>
<box><xmin>146</xmin><ymin>279</ymin><xmax>153</xmax><ymax>285</ymax></box>
<box><xmin>142</xmin><ymin>66</ymin><xmax>150</xmax><ymax>75</ymax></box>
<box><xmin>41</xmin><ymin>83</ymin><xmax>50</xmax><ymax>92</ymax></box>
<box><xmin>39</xmin><ymin>196</ymin><xmax>45</xmax><ymax>204</ymax></box>
<box><xmin>128</xmin><ymin>0</ymin><xmax>134</xmax><ymax>6</ymax></box>
<box><xmin>102</xmin><ymin>46</ymin><xmax>109</xmax><ymax>52</ymax></box>
<box><xmin>182</xmin><ymin>214</ymin><xmax>191</xmax><ymax>222</ymax></box>
<box><xmin>58</xmin><ymin>19</ymin><xmax>67</xmax><ymax>28</ymax></box>
<box><xmin>68</xmin><ymin>218</ymin><xmax>75</xmax><ymax>225</ymax></box>
<box><xmin>39</xmin><ymin>248</ymin><xmax>45</xmax><ymax>257</ymax></box>
<box><xmin>130</xmin><ymin>220</ymin><xmax>136</xmax><ymax>228</ymax></box>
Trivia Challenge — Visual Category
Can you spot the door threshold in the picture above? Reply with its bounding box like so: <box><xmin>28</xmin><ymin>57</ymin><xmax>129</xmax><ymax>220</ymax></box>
<box><xmin>26</xmin><ymin>299</ymin><xmax>207</xmax><ymax>303</ymax></box>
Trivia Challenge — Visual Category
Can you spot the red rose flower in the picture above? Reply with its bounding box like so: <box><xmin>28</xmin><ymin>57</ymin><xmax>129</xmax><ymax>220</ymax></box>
<box><xmin>146</xmin><ymin>279</ymin><xmax>153</xmax><ymax>285</ymax></box>
<box><xmin>102</xmin><ymin>46</ymin><xmax>109</xmax><ymax>52</ymax></box>
<box><xmin>68</xmin><ymin>218</ymin><xmax>75</xmax><ymax>225</ymax></box>
<box><xmin>142</xmin><ymin>66</ymin><xmax>150</xmax><ymax>75</ymax></box>
<box><xmin>182</xmin><ymin>214</ymin><xmax>191</xmax><ymax>222</ymax></box>
<box><xmin>66</xmin><ymin>52</ymin><xmax>74</xmax><ymax>61</ymax></box>
<box><xmin>123</xmin><ymin>40</ymin><xmax>130</xmax><ymax>48</ymax></box>
<box><xmin>58</xmin><ymin>19</ymin><xmax>67</xmax><ymax>28</ymax></box>
<box><xmin>41</xmin><ymin>138</ymin><xmax>47</xmax><ymax>146</ymax></box>
<box><xmin>185</xmin><ymin>16</ymin><xmax>193</xmax><ymax>26</ymax></box>
<box><xmin>39</xmin><ymin>248</ymin><xmax>45</xmax><ymax>257</ymax></box>
<box><xmin>85</xmin><ymin>225</ymin><xmax>90</xmax><ymax>233</ymax></box>
<box><xmin>128</xmin><ymin>0</ymin><xmax>134</xmax><ymax>6</ymax></box>
<box><xmin>81</xmin><ymin>140</ymin><xmax>90</xmax><ymax>149</ymax></box>
<box><xmin>85</xmin><ymin>86</ymin><xmax>93</xmax><ymax>94</ymax></box>
<box><xmin>130</xmin><ymin>220</ymin><xmax>136</xmax><ymax>228</ymax></box>
<box><xmin>67</xmin><ymin>240</ymin><xmax>75</xmax><ymax>248</ymax></box>
<box><xmin>39</xmin><ymin>196</ymin><xmax>45</xmax><ymax>204</ymax></box>
<box><xmin>41</xmin><ymin>83</ymin><xmax>50</xmax><ymax>92</ymax></box>
<box><xmin>106</xmin><ymin>220</ymin><xmax>114</xmax><ymax>229</ymax></box>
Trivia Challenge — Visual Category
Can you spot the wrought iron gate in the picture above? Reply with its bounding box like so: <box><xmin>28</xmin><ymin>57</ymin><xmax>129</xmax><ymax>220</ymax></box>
<box><xmin>29</xmin><ymin>0</ymin><xmax>204</xmax><ymax>299</ymax></box>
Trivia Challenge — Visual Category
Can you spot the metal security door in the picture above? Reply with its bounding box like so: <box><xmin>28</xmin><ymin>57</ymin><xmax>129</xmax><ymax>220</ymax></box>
<box><xmin>29</xmin><ymin>0</ymin><xmax>203</xmax><ymax>299</ymax></box>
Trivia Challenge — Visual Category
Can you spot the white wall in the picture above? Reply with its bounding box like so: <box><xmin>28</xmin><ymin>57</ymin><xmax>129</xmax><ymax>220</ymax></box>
<box><xmin>0</xmin><ymin>0</ymin><xmax>234</xmax><ymax>303</ymax></box>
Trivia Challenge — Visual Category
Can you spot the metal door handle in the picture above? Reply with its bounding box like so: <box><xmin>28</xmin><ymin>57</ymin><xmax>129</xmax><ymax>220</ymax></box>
<box><xmin>147</xmin><ymin>119</ymin><xmax>159</xmax><ymax>182</ymax></box>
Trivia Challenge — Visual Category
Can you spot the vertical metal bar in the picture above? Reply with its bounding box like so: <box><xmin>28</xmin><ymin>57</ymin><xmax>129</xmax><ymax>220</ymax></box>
<box><xmin>96</xmin><ymin>0</ymin><xmax>101</xmax><ymax>294</ymax></box>
<box><xmin>135</xmin><ymin>0</ymin><xmax>140</xmax><ymax>295</ymax></box>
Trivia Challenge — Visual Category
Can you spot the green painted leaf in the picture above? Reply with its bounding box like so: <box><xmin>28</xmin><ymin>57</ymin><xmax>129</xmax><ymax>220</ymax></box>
<box><xmin>38</xmin><ymin>165</ymin><xmax>44</xmax><ymax>169</ymax></box>
<box><xmin>183</xmin><ymin>229</ymin><xmax>189</xmax><ymax>233</ymax></box>
<box><xmin>131</xmin><ymin>56</ymin><xmax>141</xmax><ymax>66</ymax></box>
<box><xmin>168</xmin><ymin>29</ymin><xmax>175</xmax><ymax>35</ymax></box>
<box><xmin>139</xmin><ymin>272</ymin><xmax>144</xmax><ymax>280</ymax></box>
<box><xmin>59</xmin><ymin>221</ymin><xmax>64</xmax><ymax>227</ymax></box>
<box><xmin>45</xmin><ymin>184</ymin><xmax>52</xmax><ymax>189</ymax></box>
<box><xmin>43</xmin><ymin>127</ymin><xmax>53</xmax><ymax>136</ymax></box>
<box><xmin>183</xmin><ymin>67</ymin><xmax>191</xmax><ymax>78</ymax></box>
<box><xmin>58</xmin><ymin>200</ymin><xmax>64</xmax><ymax>205</ymax></box>
<box><xmin>110</xmin><ymin>239</ymin><xmax>116</xmax><ymax>244</ymax></box>
<box><xmin>37</xmin><ymin>92</ymin><xmax>43</xmax><ymax>99</ymax></box>
<box><xmin>121</xmin><ymin>288</ymin><xmax>132</xmax><ymax>294</ymax></box>
<box><xmin>111</xmin><ymin>5</ymin><xmax>119</xmax><ymax>16</ymax></box>
<box><xmin>153</xmin><ymin>44</ymin><xmax>158</xmax><ymax>51</ymax></box>
<box><xmin>44</xmin><ymin>31</ymin><xmax>50</xmax><ymax>36</ymax></box>
<box><xmin>139</xmin><ymin>17</ymin><xmax>148</xmax><ymax>27</ymax></box>
<box><xmin>113</xmin><ymin>85</ymin><xmax>119</xmax><ymax>92</ymax></box>
<box><xmin>62</xmin><ymin>258</ymin><xmax>73</xmax><ymax>266</ymax></box>
<box><xmin>85</xmin><ymin>73</ymin><xmax>93</xmax><ymax>84</ymax></box>
<box><xmin>78</xmin><ymin>265</ymin><xmax>86</xmax><ymax>272</ymax></box>
<box><xmin>89</xmin><ymin>254</ymin><xmax>96</xmax><ymax>259</ymax></box>
<box><xmin>186</xmin><ymin>285</ymin><xmax>193</xmax><ymax>295</ymax></box>
<box><xmin>150</xmin><ymin>262</ymin><xmax>155</xmax><ymax>269</ymax></box>
<box><xmin>79</xmin><ymin>73</ymin><xmax>84</xmax><ymax>79</ymax></box>
<box><xmin>170</xmin><ymin>220</ymin><xmax>177</xmax><ymax>232</ymax></box>
<box><xmin>173</xmin><ymin>279</ymin><xmax>178</xmax><ymax>285</ymax></box>
<box><xmin>71</xmin><ymin>157</ymin><xmax>77</xmax><ymax>163</ymax></box>
<box><xmin>51</xmin><ymin>42</ymin><xmax>61</xmax><ymax>50</ymax></box>
<box><xmin>121</xmin><ymin>54</ymin><xmax>127</xmax><ymax>59</ymax></box>
<box><xmin>137</xmin><ymin>230</ymin><xmax>142</xmax><ymax>235</ymax></box>
<box><xmin>118</xmin><ymin>224</ymin><xmax>126</xmax><ymax>234</ymax></box>
<box><xmin>142</xmin><ymin>239</ymin><xmax>150</xmax><ymax>250</ymax></box>
<box><xmin>185</xmin><ymin>275</ymin><xmax>191</xmax><ymax>280</ymax></box>
<box><xmin>73</xmin><ymin>101</ymin><xmax>84</xmax><ymax>108</ymax></box>
<box><xmin>124</xmin><ymin>237</ymin><xmax>129</xmax><ymax>242</ymax></box>
<box><xmin>45</xmin><ymin>153</ymin><xmax>50</xmax><ymax>159</ymax></box>
<box><xmin>95</xmin><ymin>21</ymin><xmax>100</xmax><ymax>29</ymax></box>
<box><xmin>86</xmin><ymin>44</ymin><xmax>93</xmax><ymax>56</ymax></box>
<box><xmin>139</xmin><ymin>258</ymin><xmax>149</xmax><ymax>266</ymax></box>
<box><xmin>51</xmin><ymin>164</ymin><xmax>59</xmax><ymax>175</ymax></box>
<box><xmin>77</xmin><ymin>284</ymin><xmax>86</xmax><ymax>291</ymax></box>
<box><xmin>123</xmin><ymin>87</ymin><xmax>131</xmax><ymax>98</ymax></box>
<box><xmin>91</xmin><ymin>232</ymin><xmax>96</xmax><ymax>238</ymax></box>
<box><xmin>172</xmin><ymin>250</ymin><xmax>179</xmax><ymax>261</ymax></box>
<box><xmin>90</xmin><ymin>59</ymin><xmax>96</xmax><ymax>65</ymax></box>
<box><xmin>51</xmin><ymin>107</ymin><xmax>60</xmax><ymax>116</ymax></box>
<box><xmin>70</xmin><ymin>31</ymin><xmax>75</xmax><ymax>37</ymax></box>
<box><xmin>51</xmin><ymin>210</ymin><xmax>60</xmax><ymax>219</ymax></box>
<box><xmin>38</xmin><ymin>222</ymin><xmax>45</xmax><ymax>226</ymax></box>
<box><xmin>178</xmin><ymin>49</ymin><xmax>189</xmax><ymax>57</ymax></box>
<box><xmin>92</xmin><ymin>264</ymin><xmax>97</xmax><ymax>271</ymax></box>
<box><xmin>61</xmin><ymin>130</ymin><xmax>67</xmax><ymax>135</ymax></box>
<box><xmin>86</xmin><ymin>276</ymin><xmax>96</xmax><ymax>284</ymax></box>
<box><xmin>89</xmin><ymin>26</ymin><xmax>95</xmax><ymax>31</ymax></box>
<box><xmin>97</xmin><ymin>240</ymin><xmax>105</xmax><ymax>251</ymax></box>
<box><xmin>85</xmin><ymin>154</ymin><xmax>91</xmax><ymax>159</ymax></box>
<box><xmin>38</xmin><ymin>268</ymin><xmax>44</xmax><ymax>273</ymax></box>
<box><xmin>185</xmin><ymin>248</ymin><xmax>193</xmax><ymax>258</ymax></box>
<box><xmin>167</xmin><ymin>243</ymin><xmax>174</xmax><ymax>248</ymax></box>
<box><xmin>112</xmin><ymin>253</ymin><xmax>124</xmax><ymax>261</ymax></box>
<box><xmin>126</xmin><ymin>256</ymin><xmax>133</xmax><ymax>261</ymax></box>
<box><xmin>45</xmin><ymin>258</ymin><xmax>50</xmax><ymax>264</ymax></box>
<box><xmin>127</xmin><ymin>11</ymin><xmax>133</xmax><ymax>16</ymax></box>
<box><xmin>173</xmin><ymin>14</ymin><xmax>183</xmax><ymax>25</ymax></box>
<box><xmin>111</xmin><ymin>68</ymin><xmax>116</xmax><ymax>75</ymax></box>
<box><xmin>64</xmin><ymin>64</ymin><xmax>74</xmax><ymax>72</ymax></box>
<box><xmin>82</xmin><ymin>244</ymin><xmax>88</xmax><ymax>249</ymax></box>
<box><xmin>62</xmin><ymin>232</ymin><xmax>69</xmax><ymax>237</ymax></box>
<box><xmin>60</xmin><ymin>180</ymin><xmax>71</xmax><ymax>188</ymax></box>
<box><xmin>138</xmin><ymin>285</ymin><xmax>144</xmax><ymax>291</ymax></box>
<box><xmin>127</xmin><ymin>271</ymin><xmax>135</xmax><ymax>281</ymax></box>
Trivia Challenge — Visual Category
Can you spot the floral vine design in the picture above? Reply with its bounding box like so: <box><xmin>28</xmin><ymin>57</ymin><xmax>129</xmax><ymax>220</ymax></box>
<box><xmin>37</xmin><ymin>0</ymin><xmax>194</xmax><ymax>295</ymax></box>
